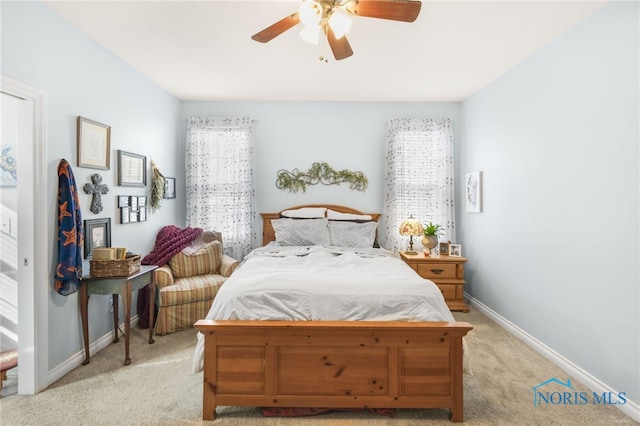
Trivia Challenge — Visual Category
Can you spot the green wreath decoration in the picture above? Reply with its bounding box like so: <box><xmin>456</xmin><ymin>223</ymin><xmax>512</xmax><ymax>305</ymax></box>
<box><xmin>275</xmin><ymin>162</ymin><xmax>368</xmax><ymax>193</ymax></box>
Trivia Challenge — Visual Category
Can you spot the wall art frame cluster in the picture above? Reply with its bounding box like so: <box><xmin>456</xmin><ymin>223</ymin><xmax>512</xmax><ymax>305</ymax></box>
<box><xmin>118</xmin><ymin>195</ymin><xmax>147</xmax><ymax>224</ymax></box>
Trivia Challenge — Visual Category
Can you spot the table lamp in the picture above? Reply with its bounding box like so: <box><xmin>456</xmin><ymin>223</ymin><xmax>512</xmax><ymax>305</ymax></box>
<box><xmin>399</xmin><ymin>216</ymin><xmax>423</xmax><ymax>255</ymax></box>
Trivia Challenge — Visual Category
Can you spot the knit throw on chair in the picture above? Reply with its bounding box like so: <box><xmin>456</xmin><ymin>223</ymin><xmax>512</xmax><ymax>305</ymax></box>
<box><xmin>137</xmin><ymin>225</ymin><xmax>203</xmax><ymax>328</ymax></box>
<box><xmin>141</xmin><ymin>225</ymin><xmax>203</xmax><ymax>267</ymax></box>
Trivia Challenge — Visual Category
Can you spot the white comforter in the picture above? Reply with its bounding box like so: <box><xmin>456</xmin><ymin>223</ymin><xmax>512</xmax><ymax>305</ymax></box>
<box><xmin>191</xmin><ymin>245</ymin><xmax>456</xmax><ymax>373</ymax></box>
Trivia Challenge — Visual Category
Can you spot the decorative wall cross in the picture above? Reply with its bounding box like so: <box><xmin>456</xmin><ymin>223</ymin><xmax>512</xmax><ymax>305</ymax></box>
<box><xmin>83</xmin><ymin>173</ymin><xmax>109</xmax><ymax>214</ymax></box>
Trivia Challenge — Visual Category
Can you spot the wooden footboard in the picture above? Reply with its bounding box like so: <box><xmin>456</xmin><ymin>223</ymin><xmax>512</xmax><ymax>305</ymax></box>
<box><xmin>195</xmin><ymin>320</ymin><xmax>472</xmax><ymax>422</ymax></box>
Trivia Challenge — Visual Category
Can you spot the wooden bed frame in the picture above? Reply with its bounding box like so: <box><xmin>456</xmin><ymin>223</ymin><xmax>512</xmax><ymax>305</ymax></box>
<box><xmin>194</xmin><ymin>205</ymin><xmax>473</xmax><ymax>422</ymax></box>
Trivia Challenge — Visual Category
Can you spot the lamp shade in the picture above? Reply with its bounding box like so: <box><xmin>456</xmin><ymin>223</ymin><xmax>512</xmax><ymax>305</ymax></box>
<box><xmin>300</xmin><ymin>24</ymin><xmax>321</xmax><ymax>44</ymax></box>
<box><xmin>329</xmin><ymin>11</ymin><xmax>351</xmax><ymax>39</ymax></box>
<box><xmin>299</xmin><ymin>0</ymin><xmax>322</xmax><ymax>26</ymax></box>
<box><xmin>399</xmin><ymin>217</ymin><xmax>423</xmax><ymax>236</ymax></box>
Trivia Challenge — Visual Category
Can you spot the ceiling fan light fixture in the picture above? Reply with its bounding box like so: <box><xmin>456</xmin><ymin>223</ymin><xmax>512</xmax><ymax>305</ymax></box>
<box><xmin>251</xmin><ymin>0</ymin><xmax>422</xmax><ymax>61</ymax></box>
<box><xmin>299</xmin><ymin>0</ymin><xmax>322</xmax><ymax>26</ymax></box>
<box><xmin>300</xmin><ymin>23</ymin><xmax>321</xmax><ymax>45</ymax></box>
<box><xmin>328</xmin><ymin>11</ymin><xmax>351</xmax><ymax>39</ymax></box>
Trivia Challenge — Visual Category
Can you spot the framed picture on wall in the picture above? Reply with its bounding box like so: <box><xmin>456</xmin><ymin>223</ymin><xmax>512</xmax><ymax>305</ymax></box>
<box><xmin>84</xmin><ymin>218</ymin><xmax>111</xmax><ymax>259</ymax></box>
<box><xmin>0</xmin><ymin>146</ymin><xmax>17</xmax><ymax>187</ymax></box>
<box><xmin>129</xmin><ymin>195</ymin><xmax>138</xmax><ymax>211</ymax></box>
<box><xmin>164</xmin><ymin>177</ymin><xmax>176</xmax><ymax>199</ymax></box>
<box><xmin>465</xmin><ymin>171</ymin><xmax>482</xmax><ymax>213</ymax></box>
<box><xmin>120</xmin><ymin>206</ymin><xmax>130</xmax><ymax>224</ymax></box>
<box><xmin>77</xmin><ymin>117</ymin><xmax>110</xmax><ymax>170</ymax></box>
<box><xmin>117</xmin><ymin>195</ymin><xmax>129</xmax><ymax>208</ymax></box>
<box><xmin>117</xmin><ymin>150</ymin><xmax>147</xmax><ymax>187</ymax></box>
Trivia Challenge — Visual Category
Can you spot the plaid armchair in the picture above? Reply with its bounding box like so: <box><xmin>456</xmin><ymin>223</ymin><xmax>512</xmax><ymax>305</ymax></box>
<box><xmin>153</xmin><ymin>236</ymin><xmax>239</xmax><ymax>335</ymax></box>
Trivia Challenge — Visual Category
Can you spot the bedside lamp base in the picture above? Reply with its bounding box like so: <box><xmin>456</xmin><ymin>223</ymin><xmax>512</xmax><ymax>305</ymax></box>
<box><xmin>405</xmin><ymin>236</ymin><xmax>418</xmax><ymax>255</ymax></box>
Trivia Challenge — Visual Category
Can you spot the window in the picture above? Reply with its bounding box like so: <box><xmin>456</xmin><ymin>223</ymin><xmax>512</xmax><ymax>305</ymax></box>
<box><xmin>382</xmin><ymin>118</ymin><xmax>456</xmax><ymax>253</ymax></box>
<box><xmin>185</xmin><ymin>117</ymin><xmax>257</xmax><ymax>259</ymax></box>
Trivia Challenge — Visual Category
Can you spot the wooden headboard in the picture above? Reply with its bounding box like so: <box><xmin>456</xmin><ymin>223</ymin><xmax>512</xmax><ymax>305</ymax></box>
<box><xmin>260</xmin><ymin>204</ymin><xmax>381</xmax><ymax>246</ymax></box>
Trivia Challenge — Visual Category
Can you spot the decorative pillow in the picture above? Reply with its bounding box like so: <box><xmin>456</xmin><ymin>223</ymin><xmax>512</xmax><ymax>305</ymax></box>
<box><xmin>326</xmin><ymin>209</ymin><xmax>372</xmax><ymax>221</ymax></box>
<box><xmin>281</xmin><ymin>207</ymin><xmax>327</xmax><ymax>219</ymax></box>
<box><xmin>328</xmin><ymin>221</ymin><xmax>378</xmax><ymax>248</ymax></box>
<box><xmin>169</xmin><ymin>240</ymin><xmax>222</xmax><ymax>278</ymax></box>
<box><xmin>272</xmin><ymin>218</ymin><xmax>331</xmax><ymax>246</ymax></box>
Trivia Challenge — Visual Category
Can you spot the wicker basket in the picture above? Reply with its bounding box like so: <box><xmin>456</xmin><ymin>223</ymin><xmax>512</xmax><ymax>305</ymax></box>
<box><xmin>90</xmin><ymin>254</ymin><xmax>141</xmax><ymax>278</ymax></box>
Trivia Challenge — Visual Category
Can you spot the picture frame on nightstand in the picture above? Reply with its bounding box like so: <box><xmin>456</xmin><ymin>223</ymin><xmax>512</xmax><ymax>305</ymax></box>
<box><xmin>439</xmin><ymin>241</ymin><xmax>450</xmax><ymax>256</ymax></box>
<box><xmin>449</xmin><ymin>244</ymin><xmax>462</xmax><ymax>257</ymax></box>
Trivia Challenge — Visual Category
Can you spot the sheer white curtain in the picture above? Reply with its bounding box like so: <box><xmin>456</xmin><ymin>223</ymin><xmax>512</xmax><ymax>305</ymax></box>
<box><xmin>185</xmin><ymin>117</ymin><xmax>257</xmax><ymax>259</ymax></box>
<box><xmin>382</xmin><ymin>118</ymin><xmax>456</xmax><ymax>253</ymax></box>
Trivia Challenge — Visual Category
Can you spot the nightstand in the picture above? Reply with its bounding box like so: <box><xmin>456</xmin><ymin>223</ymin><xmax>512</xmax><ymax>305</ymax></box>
<box><xmin>400</xmin><ymin>251</ymin><xmax>469</xmax><ymax>312</ymax></box>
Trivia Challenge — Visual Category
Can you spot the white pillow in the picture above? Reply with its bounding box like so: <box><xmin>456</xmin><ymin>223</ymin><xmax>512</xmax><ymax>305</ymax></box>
<box><xmin>328</xmin><ymin>221</ymin><xmax>378</xmax><ymax>248</ymax></box>
<box><xmin>271</xmin><ymin>218</ymin><xmax>331</xmax><ymax>246</ymax></box>
<box><xmin>281</xmin><ymin>207</ymin><xmax>327</xmax><ymax>219</ymax></box>
<box><xmin>326</xmin><ymin>209</ymin><xmax>372</xmax><ymax>221</ymax></box>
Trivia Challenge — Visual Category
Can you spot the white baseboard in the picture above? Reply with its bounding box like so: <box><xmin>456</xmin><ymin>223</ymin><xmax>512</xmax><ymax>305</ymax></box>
<box><xmin>466</xmin><ymin>294</ymin><xmax>640</xmax><ymax>423</ymax></box>
<box><xmin>48</xmin><ymin>315</ymin><xmax>140</xmax><ymax>385</ymax></box>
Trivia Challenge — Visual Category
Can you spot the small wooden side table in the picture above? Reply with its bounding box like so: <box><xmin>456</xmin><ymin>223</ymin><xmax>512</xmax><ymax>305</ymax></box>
<box><xmin>400</xmin><ymin>252</ymin><xmax>469</xmax><ymax>312</ymax></box>
<box><xmin>80</xmin><ymin>264</ymin><xmax>158</xmax><ymax>365</ymax></box>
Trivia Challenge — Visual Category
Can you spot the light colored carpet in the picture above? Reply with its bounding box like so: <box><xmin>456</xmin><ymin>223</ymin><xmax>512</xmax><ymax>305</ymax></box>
<box><xmin>0</xmin><ymin>308</ymin><xmax>636</xmax><ymax>425</ymax></box>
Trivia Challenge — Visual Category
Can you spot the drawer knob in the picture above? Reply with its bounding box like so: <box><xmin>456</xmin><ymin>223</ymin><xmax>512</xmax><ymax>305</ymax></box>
<box><xmin>430</xmin><ymin>268</ymin><xmax>444</xmax><ymax>274</ymax></box>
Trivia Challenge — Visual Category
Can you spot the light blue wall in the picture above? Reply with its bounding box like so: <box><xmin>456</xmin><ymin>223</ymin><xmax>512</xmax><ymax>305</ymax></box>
<box><xmin>181</xmin><ymin>102</ymin><xmax>459</xmax><ymax>247</ymax></box>
<box><xmin>1</xmin><ymin>2</ymin><xmax>183</xmax><ymax>368</ymax></box>
<box><xmin>459</xmin><ymin>1</ymin><xmax>639</xmax><ymax>405</ymax></box>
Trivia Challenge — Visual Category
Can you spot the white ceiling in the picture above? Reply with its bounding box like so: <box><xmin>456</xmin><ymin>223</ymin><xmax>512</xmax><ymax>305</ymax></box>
<box><xmin>43</xmin><ymin>0</ymin><xmax>606</xmax><ymax>102</ymax></box>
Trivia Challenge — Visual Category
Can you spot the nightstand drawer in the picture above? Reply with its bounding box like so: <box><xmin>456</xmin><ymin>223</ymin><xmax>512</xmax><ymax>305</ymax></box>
<box><xmin>417</xmin><ymin>263</ymin><xmax>457</xmax><ymax>279</ymax></box>
<box><xmin>400</xmin><ymin>252</ymin><xmax>469</xmax><ymax>312</ymax></box>
<box><xmin>436</xmin><ymin>284</ymin><xmax>457</xmax><ymax>300</ymax></box>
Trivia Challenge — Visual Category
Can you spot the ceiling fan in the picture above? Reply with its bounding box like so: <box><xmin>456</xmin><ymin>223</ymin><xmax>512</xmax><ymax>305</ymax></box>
<box><xmin>251</xmin><ymin>0</ymin><xmax>422</xmax><ymax>61</ymax></box>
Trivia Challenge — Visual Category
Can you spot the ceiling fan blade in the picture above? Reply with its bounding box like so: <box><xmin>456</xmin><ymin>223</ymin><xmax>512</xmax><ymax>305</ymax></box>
<box><xmin>325</xmin><ymin>25</ymin><xmax>353</xmax><ymax>61</ymax></box>
<box><xmin>251</xmin><ymin>13</ymin><xmax>300</xmax><ymax>43</ymax></box>
<box><xmin>348</xmin><ymin>0</ymin><xmax>422</xmax><ymax>22</ymax></box>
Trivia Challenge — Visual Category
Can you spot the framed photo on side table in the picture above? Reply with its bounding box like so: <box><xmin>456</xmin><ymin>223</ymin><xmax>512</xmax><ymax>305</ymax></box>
<box><xmin>84</xmin><ymin>218</ymin><xmax>111</xmax><ymax>259</ymax></box>
<box><xmin>449</xmin><ymin>244</ymin><xmax>462</xmax><ymax>257</ymax></box>
<box><xmin>117</xmin><ymin>150</ymin><xmax>147</xmax><ymax>187</ymax></box>
<box><xmin>439</xmin><ymin>241</ymin><xmax>450</xmax><ymax>256</ymax></box>
<box><xmin>77</xmin><ymin>117</ymin><xmax>110</xmax><ymax>170</ymax></box>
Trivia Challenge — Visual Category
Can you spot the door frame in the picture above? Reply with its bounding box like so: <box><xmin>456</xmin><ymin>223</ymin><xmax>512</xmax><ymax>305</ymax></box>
<box><xmin>1</xmin><ymin>75</ymin><xmax>48</xmax><ymax>394</ymax></box>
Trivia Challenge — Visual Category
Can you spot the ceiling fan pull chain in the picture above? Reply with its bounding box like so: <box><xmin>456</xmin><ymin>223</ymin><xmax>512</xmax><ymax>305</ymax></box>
<box><xmin>319</xmin><ymin>27</ymin><xmax>330</xmax><ymax>63</ymax></box>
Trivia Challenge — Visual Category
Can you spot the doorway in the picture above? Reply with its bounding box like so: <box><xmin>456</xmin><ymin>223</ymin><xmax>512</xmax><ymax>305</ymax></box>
<box><xmin>1</xmin><ymin>92</ymin><xmax>20</xmax><ymax>395</ymax></box>
<box><xmin>1</xmin><ymin>75</ymin><xmax>48</xmax><ymax>395</ymax></box>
